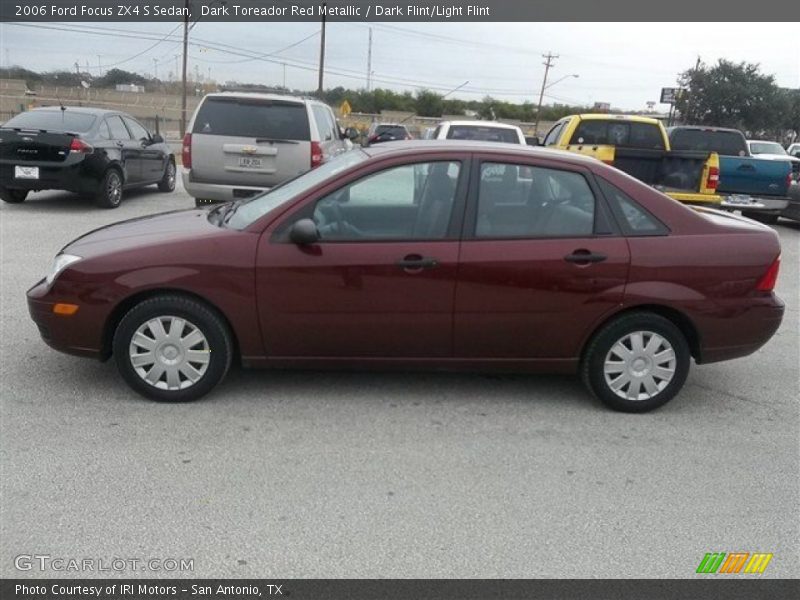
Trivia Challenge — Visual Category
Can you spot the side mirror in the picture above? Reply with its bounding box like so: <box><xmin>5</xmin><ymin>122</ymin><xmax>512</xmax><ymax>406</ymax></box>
<box><xmin>151</xmin><ymin>133</ymin><xmax>164</xmax><ymax>144</ymax></box>
<box><xmin>525</xmin><ymin>136</ymin><xmax>541</xmax><ymax>147</ymax></box>
<box><xmin>289</xmin><ymin>218</ymin><xmax>320</xmax><ymax>245</ymax></box>
<box><xmin>344</xmin><ymin>127</ymin><xmax>360</xmax><ymax>141</ymax></box>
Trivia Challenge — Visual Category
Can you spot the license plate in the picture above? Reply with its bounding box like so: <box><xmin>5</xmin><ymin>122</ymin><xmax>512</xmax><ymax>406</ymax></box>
<box><xmin>14</xmin><ymin>166</ymin><xmax>39</xmax><ymax>179</ymax></box>
<box><xmin>726</xmin><ymin>194</ymin><xmax>756</xmax><ymax>206</ymax></box>
<box><xmin>238</xmin><ymin>157</ymin><xmax>263</xmax><ymax>169</ymax></box>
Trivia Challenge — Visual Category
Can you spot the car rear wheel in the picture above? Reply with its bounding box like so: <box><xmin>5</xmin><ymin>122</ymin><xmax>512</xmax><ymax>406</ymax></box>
<box><xmin>113</xmin><ymin>295</ymin><xmax>233</xmax><ymax>402</ymax></box>
<box><xmin>95</xmin><ymin>169</ymin><xmax>123</xmax><ymax>208</ymax></box>
<box><xmin>0</xmin><ymin>188</ymin><xmax>28</xmax><ymax>203</ymax></box>
<box><xmin>158</xmin><ymin>160</ymin><xmax>176</xmax><ymax>193</ymax></box>
<box><xmin>581</xmin><ymin>312</ymin><xmax>690</xmax><ymax>413</ymax></box>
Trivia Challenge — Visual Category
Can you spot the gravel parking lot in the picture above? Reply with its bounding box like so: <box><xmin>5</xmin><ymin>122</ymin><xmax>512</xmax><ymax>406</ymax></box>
<box><xmin>1</xmin><ymin>181</ymin><xmax>798</xmax><ymax>578</ymax></box>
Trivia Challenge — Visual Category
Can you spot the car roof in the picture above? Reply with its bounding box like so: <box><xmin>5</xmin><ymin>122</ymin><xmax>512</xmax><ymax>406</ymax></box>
<box><xmin>204</xmin><ymin>91</ymin><xmax>315</xmax><ymax>105</ymax></box>
<box><xmin>667</xmin><ymin>125</ymin><xmax>742</xmax><ymax>134</ymax></box>
<box><xmin>362</xmin><ymin>140</ymin><xmax>599</xmax><ymax>164</ymax></box>
<box><xmin>28</xmin><ymin>106</ymin><xmax>121</xmax><ymax>117</ymax></box>
<box><xmin>442</xmin><ymin>120</ymin><xmax>522</xmax><ymax>130</ymax></box>
<box><xmin>576</xmin><ymin>114</ymin><xmax>661</xmax><ymax>125</ymax></box>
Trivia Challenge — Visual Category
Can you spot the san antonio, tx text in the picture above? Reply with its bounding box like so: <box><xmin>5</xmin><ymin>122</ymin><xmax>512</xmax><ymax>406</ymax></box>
<box><xmin>16</xmin><ymin>584</ymin><xmax>281</xmax><ymax>597</ymax></box>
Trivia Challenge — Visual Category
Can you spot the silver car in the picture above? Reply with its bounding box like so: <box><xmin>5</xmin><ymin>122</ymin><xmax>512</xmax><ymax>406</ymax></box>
<box><xmin>182</xmin><ymin>92</ymin><xmax>357</xmax><ymax>205</ymax></box>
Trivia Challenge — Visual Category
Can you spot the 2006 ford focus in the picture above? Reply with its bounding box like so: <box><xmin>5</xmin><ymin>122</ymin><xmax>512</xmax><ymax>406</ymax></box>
<box><xmin>27</xmin><ymin>142</ymin><xmax>784</xmax><ymax>412</ymax></box>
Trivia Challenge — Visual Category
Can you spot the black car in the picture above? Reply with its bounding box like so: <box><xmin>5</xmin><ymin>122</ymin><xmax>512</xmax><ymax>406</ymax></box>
<box><xmin>365</xmin><ymin>123</ymin><xmax>412</xmax><ymax>146</ymax></box>
<box><xmin>0</xmin><ymin>107</ymin><xmax>176</xmax><ymax>208</ymax></box>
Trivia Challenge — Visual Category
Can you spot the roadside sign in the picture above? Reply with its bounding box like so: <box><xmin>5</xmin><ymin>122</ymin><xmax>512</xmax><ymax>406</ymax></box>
<box><xmin>339</xmin><ymin>100</ymin><xmax>352</xmax><ymax>117</ymax></box>
<box><xmin>660</xmin><ymin>87</ymin><xmax>680</xmax><ymax>104</ymax></box>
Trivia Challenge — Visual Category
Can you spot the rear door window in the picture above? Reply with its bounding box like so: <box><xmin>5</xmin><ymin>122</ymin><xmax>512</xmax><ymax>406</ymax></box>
<box><xmin>192</xmin><ymin>97</ymin><xmax>311</xmax><ymax>140</ymax></box>
<box><xmin>106</xmin><ymin>116</ymin><xmax>131</xmax><ymax>140</ymax></box>
<box><xmin>311</xmin><ymin>105</ymin><xmax>335</xmax><ymax>141</ymax></box>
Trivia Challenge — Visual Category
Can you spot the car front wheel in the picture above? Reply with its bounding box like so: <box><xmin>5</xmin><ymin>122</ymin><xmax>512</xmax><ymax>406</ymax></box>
<box><xmin>582</xmin><ymin>312</ymin><xmax>690</xmax><ymax>412</ymax></box>
<box><xmin>113</xmin><ymin>295</ymin><xmax>233</xmax><ymax>402</ymax></box>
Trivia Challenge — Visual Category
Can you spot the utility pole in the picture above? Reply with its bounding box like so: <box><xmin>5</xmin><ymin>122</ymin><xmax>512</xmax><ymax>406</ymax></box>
<box><xmin>366</xmin><ymin>27</ymin><xmax>373</xmax><ymax>91</ymax></box>
<box><xmin>684</xmin><ymin>55</ymin><xmax>701</xmax><ymax>124</ymax></box>
<box><xmin>97</xmin><ymin>55</ymin><xmax>102</xmax><ymax>76</ymax></box>
<box><xmin>317</xmin><ymin>2</ymin><xmax>326</xmax><ymax>96</ymax></box>
<box><xmin>282</xmin><ymin>63</ymin><xmax>287</xmax><ymax>88</ymax></box>
<box><xmin>534</xmin><ymin>52</ymin><xmax>558</xmax><ymax>135</ymax></box>
<box><xmin>180</xmin><ymin>0</ymin><xmax>189</xmax><ymax>137</ymax></box>
<box><xmin>153</xmin><ymin>58</ymin><xmax>159</xmax><ymax>80</ymax></box>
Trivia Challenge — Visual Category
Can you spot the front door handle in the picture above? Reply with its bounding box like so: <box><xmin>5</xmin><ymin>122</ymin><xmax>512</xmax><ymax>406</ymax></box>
<box><xmin>396</xmin><ymin>255</ymin><xmax>439</xmax><ymax>270</ymax></box>
<box><xmin>564</xmin><ymin>250</ymin><xmax>607</xmax><ymax>264</ymax></box>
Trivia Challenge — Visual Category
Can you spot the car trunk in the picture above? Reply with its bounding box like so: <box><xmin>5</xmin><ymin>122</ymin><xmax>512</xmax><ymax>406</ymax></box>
<box><xmin>189</xmin><ymin>96</ymin><xmax>312</xmax><ymax>189</ymax></box>
<box><xmin>0</xmin><ymin>129</ymin><xmax>74</xmax><ymax>163</ymax></box>
<box><xmin>613</xmin><ymin>147</ymin><xmax>710</xmax><ymax>193</ymax></box>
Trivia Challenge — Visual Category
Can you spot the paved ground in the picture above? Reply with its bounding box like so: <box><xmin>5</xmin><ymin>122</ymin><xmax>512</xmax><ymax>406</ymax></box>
<box><xmin>0</xmin><ymin>181</ymin><xmax>798</xmax><ymax>579</ymax></box>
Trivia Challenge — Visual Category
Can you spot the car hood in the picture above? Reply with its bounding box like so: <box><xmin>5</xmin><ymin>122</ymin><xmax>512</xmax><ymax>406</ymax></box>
<box><xmin>63</xmin><ymin>209</ymin><xmax>224</xmax><ymax>258</ymax></box>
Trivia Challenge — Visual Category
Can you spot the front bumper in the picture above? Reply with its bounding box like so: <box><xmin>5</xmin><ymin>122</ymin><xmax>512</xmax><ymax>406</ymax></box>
<box><xmin>27</xmin><ymin>279</ymin><xmax>106</xmax><ymax>359</ymax></box>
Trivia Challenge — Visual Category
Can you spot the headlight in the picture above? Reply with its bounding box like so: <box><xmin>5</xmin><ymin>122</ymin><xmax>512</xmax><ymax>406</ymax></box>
<box><xmin>46</xmin><ymin>253</ymin><xmax>82</xmax><ymax>286</ymax></box>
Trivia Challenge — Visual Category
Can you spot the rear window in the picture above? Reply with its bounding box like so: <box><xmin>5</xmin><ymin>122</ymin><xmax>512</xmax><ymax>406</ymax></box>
<box><xmin>2</xmin><ymin>110</ymin><xmax>96</xmax><ymax>133</ymax></box>
<box><xmin>446</xmin><ymin>125</ymin><xmax>519</xmax><ymax>143</ymax></box>
<box><xmin>375</xmin><ymin>125</ymin><xmax>408</xmax><ymax>136</ymax></box>
<box><xmin>570</xmin><ymin>120</ymin><xmax>665</xmax><ymax>150</ymax></box>
<box><xmin>192</xmin><ymin>97</ymin><xmax>310</xmax><ymax>140</ymax></box>
<box><xmin>669</xmin><ymin>129</ymin><xmax>747</xmax><ymax>156</ymax></box>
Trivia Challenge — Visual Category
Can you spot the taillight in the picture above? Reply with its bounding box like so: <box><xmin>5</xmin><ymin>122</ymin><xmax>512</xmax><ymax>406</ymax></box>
<box><xmin>311</xmin><ymin>141</ymin><xmax>323</xmax><ymax>169</ymax></box>
<box><xmin>182</xmin><ymin>133</ymin><xmax>192</xmax><ymax>169</ymax></box>
<box><xmin>706</xmin><ymin>166</ymin><xmax>720</xmax><ymax>191</ymax></box>
<box><xmin>69</xmin><ymin>138</ymin><xmax>93</xmax><ymax>154</ymax></box>
<box><xmin>756</xmin><ymin>256</ymin><xmax>780</xmax><ymax>292</ymax></box>
<box><xmin>787</xmin><ymin>172</ymin><xmax>793</xmax><ymax>188</ymax></box>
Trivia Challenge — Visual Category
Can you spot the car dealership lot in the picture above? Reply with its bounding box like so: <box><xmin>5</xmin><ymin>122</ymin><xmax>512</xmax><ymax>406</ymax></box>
<box><xmin>0</xmin><ymin>182</ymin><xmax>798</xmax><ymax>578</ymax></box>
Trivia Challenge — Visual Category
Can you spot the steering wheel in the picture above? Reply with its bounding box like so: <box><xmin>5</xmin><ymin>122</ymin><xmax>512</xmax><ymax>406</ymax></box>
<box><xmin>315</xmin><ymin>198</ymin><xmax>367</xmax><ymax>239</ymax></box>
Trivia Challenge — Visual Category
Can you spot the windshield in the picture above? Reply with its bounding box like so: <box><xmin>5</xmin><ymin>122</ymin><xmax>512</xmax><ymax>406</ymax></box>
<box><xmin>749</xmin><ymin>142</ymin><xmax>786</xmax><ymax>155</ymax></box>
<box><xmin>226</xmin><ymin>150</ymin><xmax>369</xmax><ymax>229</ymax></box>
<box><xmin>2</xmin><ymin>110</ymin><xmax>96</xmax><ymax>132</ymax></box>
<box><xmin>447</xmin><ymin>125</ymin><xmax>519</xmax><ymax>143</ymax></box>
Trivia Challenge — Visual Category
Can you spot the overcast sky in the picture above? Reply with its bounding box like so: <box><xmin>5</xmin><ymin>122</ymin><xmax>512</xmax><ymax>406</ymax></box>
<box><xmin>2</xmin><ymin>22</ymin><xmax>798</xmax><ymax>109</ymax></box>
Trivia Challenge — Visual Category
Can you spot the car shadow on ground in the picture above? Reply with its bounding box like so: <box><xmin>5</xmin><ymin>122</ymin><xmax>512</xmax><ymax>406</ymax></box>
<box><xmin>1</xmin><ymin>185</ymin><xmax>186</xmax><ymax>213</ymax></box>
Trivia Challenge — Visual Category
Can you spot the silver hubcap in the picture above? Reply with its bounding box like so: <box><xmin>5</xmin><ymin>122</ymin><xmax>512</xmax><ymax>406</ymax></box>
<box><xmin>603</xmin><ymin>331</ymin><xmax>676</xmax><ymax>401</ymax></box>
<box><xmin>129</xmin><ymin>316</ymin><xmax>210</xmax><ymax>391</ymax></box>
<box><xmin>108</xmin><ymin>174</ymin><xmax>121</xmax><ymax>204</ymax></box>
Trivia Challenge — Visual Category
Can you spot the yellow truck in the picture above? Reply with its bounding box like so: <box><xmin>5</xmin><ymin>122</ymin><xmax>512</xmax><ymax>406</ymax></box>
<box><xmin>540</xmin><ymin>114</ymin><xmax>721</xmax><ymax>206</ymax></box>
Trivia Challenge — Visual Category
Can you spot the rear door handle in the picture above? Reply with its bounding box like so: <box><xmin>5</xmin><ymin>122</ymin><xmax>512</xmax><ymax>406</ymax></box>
<box><xmin>396</xmin><ymin>255</ymin><xmax>439</xmax><ymax>270</ymax></box>
<box><xmin>564</xmin><ymin>250</ymin><xmax>607</xmax><ymax>264</ymax></box>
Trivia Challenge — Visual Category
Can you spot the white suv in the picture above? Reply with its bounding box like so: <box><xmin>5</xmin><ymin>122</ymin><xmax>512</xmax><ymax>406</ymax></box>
<box><xmin>182</xmin><ymin>92</ymin><xmax>357</xmax><ymax>205</ymax></box>
<box><xmin>431</xmin><ymin>120</ymin><xmax>526</xmax><ymax>144</ymax></box>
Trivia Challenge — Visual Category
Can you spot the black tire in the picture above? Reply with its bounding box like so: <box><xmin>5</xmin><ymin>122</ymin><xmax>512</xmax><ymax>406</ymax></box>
<box><xmin>94</xmin><ymin>169</ymin><xmax>123</xmax><ymax>208</ymax></box>
<box><xmin>0</xmin><ymin>188</ymin><xmax>28</xmax><ymax>203</ymax></box>
<box><xmin>158</xmin><ymin>159</ymin><xmax>176</xmax><ymax>193</ymax></box>
<box><xmin>742</xmin><ymin>211</ymin><xmax>779</xmax><ymax>225</ymax></box>
<box><xmin>581</xmin><ymin>312</ymin><xmax>691</xmax><ymax>413</ymax></box>
<box><xmin>112</xmin><ymin>295</ymin><xmax>233</xmax><ymax>402</ymax></box>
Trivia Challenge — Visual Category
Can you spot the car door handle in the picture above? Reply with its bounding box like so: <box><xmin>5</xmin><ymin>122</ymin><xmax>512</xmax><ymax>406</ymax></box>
<box><xmin>116</xmin><ymin>141</ymin><xmax>124</xmax><ymax>147</ymax></box>
<box><xmin>396</xmin><ymin>255</ymin><xmax>439</xmax><ymax>270</ymax></box>
<box><xmin>564</xmin><ymin>250</ymin><xmax>607</xmax><ymax>264</ymax></box>
<box><xmin>736</xmin><ymin>164</ymin><xmax>756</xmax><ymax>171</ymax></box>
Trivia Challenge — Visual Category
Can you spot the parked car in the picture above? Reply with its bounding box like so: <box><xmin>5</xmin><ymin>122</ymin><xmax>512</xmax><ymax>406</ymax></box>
<box><xmin>364</xmin><ymin>123</ymin><xmax>413</xmax><ymax>145</ymax></box>
<box><xmin>421</xmin><ymin>127</ymin><xmax>436</xmax><ymax>140</ymax></box>
<box><xmin>542</xmin><ymin>114</ymin><xmax>721</xmax><ymax>206</ymax></box>
<box><xmin>668</xmin><ymin>126</ymin><xmax>796</xmax><ymax>223</ymax></box>
<box><xmin>0</xmin><ymin>106</ymin><xmax>175</xmax><ymax>208</ymax></box>
<box><xmin>182</xmin><ymin>92</ymin><xmax>358</xmax><ymax>206</ymax></box>
<box><xmin>746</xmin><ymin>140</ymin><xmax>800</xmax><ymax>182</ymax></box>
<box><xmin>432</xmin><ymin>121</ymin><xmax>526</xmax><ymax>144</ymax></box>
<box><xmin>786</xmin><ymin>143</ymin><xmax>800</xmax><ymax>159</ymax></box>
<box><xmin>28</xmin><ymin>142</ymin><xmax>784</xmax><ymax>412</ymax></box>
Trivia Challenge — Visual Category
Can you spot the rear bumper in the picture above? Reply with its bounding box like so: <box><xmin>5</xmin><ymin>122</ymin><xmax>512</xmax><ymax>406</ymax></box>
<box><xmin>0</xmin><ymin>160</ymin><xmax>99</xmax><ymax>194</ymax></box>
<box><xmin>720</xmin><ymin>193</ymin><xmax>790</xmax><ymax>214</ymax></box>
<box><xmin>697</xmin><ymin>296</ymin><xmax>785</xmax><ymax>364</ymax></box>
<box><xmin>182</xmin><ymin>169</ymin><xmax>269</xmax><ymax>203</ymax></box>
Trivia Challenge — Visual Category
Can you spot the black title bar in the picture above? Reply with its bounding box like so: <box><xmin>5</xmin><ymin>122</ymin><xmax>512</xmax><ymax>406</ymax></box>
<box><xmin>1</xmin><ymin>0</ymin><xmax>798</xmax><ymax>22</ymax></box>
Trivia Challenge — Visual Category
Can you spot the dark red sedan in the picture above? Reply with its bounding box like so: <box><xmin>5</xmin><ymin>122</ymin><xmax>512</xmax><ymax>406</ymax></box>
<box><xmin>27</xmin><ymin>142</ymin><xmax>784</xmax><ymax>412</ymax></box>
